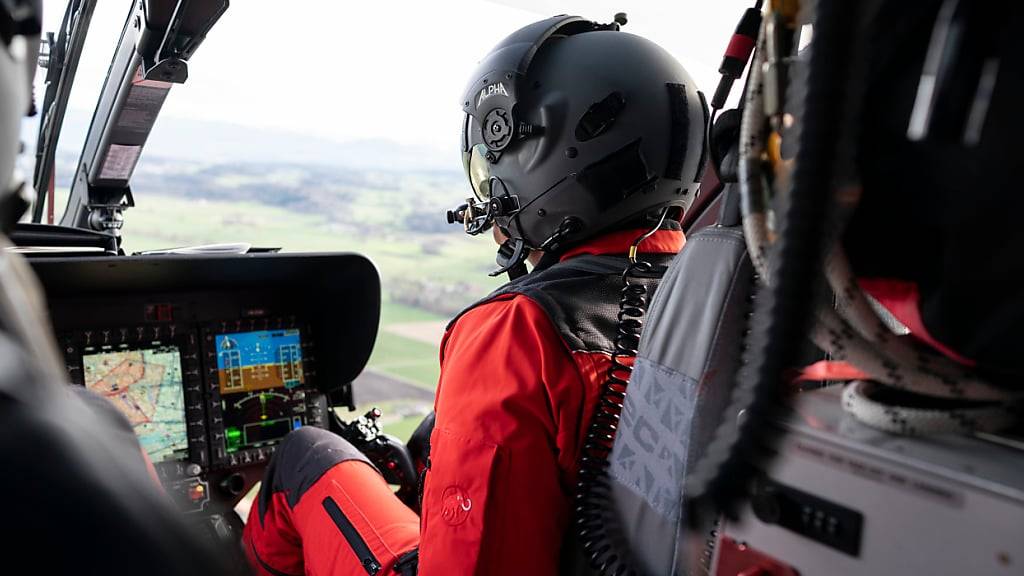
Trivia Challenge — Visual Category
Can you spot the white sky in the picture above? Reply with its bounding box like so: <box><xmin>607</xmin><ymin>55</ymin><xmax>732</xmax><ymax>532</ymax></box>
<box><xmin>43</xmin><ymin>0</ymin><xmax>751</xmax><ymax>156</ymax></box>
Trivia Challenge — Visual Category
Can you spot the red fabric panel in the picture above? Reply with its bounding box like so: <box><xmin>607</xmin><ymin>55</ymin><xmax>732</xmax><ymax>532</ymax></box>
<box><xmin>793</xmin><ymin>360</ymin><xmax>870</xmax><ymax>382</ymax></box>
<box><xmin>724</xmin><ymin>34</ymin><xmax>756</xmax><ymax>61</ymax></box>
<box><xmin>243</xmin><ymin>460</ymin><xmax>418</xmax><ymax>576</ymax></box>
<box><xmin>244</xmin><ymin>491</ymin><xmax>304</xmax><ymax>576</ymax></box>
<box><xmin>858</xmin><ymin>278</ymin><xmax>976</xmax><ymax>366</ymax></box>
<box><xmin>559</xmin><ymin>229</ymin><xmax>685</xmax><ymax>261</ymax></box>
<box><xmin>420</xmin><ymin>428</ymin><xmax>502</xmax><ymax>573</ymax></box>
<box><xmin>293</xmin><ymin>461</ymin><xmax>419</xmax><ymax>576</ymax></box>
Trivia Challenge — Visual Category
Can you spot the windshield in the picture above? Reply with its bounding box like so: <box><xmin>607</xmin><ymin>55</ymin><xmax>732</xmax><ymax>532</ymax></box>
<box><xmin>25</xmin><ymin>0</ymin><xmax>750</xmax><ymax>439</ymax></box>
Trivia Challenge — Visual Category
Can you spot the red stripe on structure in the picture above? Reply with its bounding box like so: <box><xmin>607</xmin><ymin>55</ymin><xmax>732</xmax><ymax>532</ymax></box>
<box><xmin>725</xmin><ymin>34</ymin><xmax>755</xmax><ymax>61</ymax></box>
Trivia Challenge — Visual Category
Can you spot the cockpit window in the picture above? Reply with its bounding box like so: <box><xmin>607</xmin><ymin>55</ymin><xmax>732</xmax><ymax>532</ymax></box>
<box><xmin>21</xmin><ymin>1</ymin><xmax>127</xmax><ymax>223</ymax></box>
<box><xmin>26</xmin><ymin>0</ymin><xmax>751</xmax><ymax>439</ymax></box>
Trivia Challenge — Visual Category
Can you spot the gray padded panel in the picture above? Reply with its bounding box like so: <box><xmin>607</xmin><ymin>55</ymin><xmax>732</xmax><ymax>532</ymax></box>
<box><xmin>607</xmin><ymin>226</ymin><xmax>754</xmax><ymax>575</ymax></box>
<box><xmin>639</xmin><ymin>228</ymin><xmax>751</xmax><ymax>377</ymax></box>
<box><xmin>607</xmin><ymin>358</ymin><xmax>699</xmax><ymax>574</ymax></box>
<box><xmin>611</xmin><ymin>358</ymin><xmax>697</xmax><ymax>521</ymax></box>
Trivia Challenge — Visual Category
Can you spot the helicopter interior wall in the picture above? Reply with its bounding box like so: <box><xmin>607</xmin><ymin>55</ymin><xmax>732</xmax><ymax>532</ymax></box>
<box><xmin>721</xmin><ymin>387</ymin><xmax>1024</xmax><ymax>575</ymax></box>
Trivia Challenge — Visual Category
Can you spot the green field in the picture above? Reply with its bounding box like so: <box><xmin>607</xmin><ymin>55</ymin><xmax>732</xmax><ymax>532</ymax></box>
<box><xmin>372</xmin><ymin>302</ymin><xmax>445</xmax><ymax>389</ymax></box>
<box><xmin>116</xmin><ymin>189</ymin><xmax>500</xmax><ymax>434</ymax></box>
<box><xmin>120</xmin><ymin>193</ymin><xmax>492</xmax><ymax>391</ymax></box>
<box><xmin>120</xmin><ymin>194</ymin><xmax>500</xmax><ymax>289</ymax></box>
<box><xmin>380</xmin><ymin>301</ymin><xmax>447</xmax><ymax>324</ymax></box>
<box><xmin>368</xmin><ymin>327</ymin><xmax>440</xmax><ymax>389</ymax></box>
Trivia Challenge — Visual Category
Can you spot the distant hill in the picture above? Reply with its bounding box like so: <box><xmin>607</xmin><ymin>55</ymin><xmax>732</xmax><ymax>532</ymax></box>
<box><xmin>124</xmin><ymin>156</ymin><xmax>466</xmax><ymax>235</ymax></box>
<box><xmin>39</xmin><ymin>111</ymin><xmax>472</xmax><ymax>237</ymax></box>
<box><xmin>51</xmin><ymin>111</ymin><xmax>459</xmax><ymax>173</ymax></box>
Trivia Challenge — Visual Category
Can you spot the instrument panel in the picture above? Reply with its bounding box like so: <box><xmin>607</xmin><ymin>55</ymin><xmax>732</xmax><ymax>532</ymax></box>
<box><xmin>60</xmin><ymin>318</ymin><xmax>328</xmax><ymax>486</ymax></box>
<box><xmin>30</xmin><ymin>252</ymin><xmax>381</xmax><ymax>515</ymax></box>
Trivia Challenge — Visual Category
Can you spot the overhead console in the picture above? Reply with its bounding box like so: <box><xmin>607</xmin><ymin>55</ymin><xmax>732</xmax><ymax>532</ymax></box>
<box><xmin>29</xmin><ymin>253</ymin><xmax>380</xmax><ymax>516</ymax></box>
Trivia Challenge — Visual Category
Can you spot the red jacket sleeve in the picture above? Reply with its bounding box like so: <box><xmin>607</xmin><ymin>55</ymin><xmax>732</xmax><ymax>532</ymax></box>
<box><xmin>419</xmin><ymin>295</ymin><xmax>580</xmax><ymax>576</ymax></box>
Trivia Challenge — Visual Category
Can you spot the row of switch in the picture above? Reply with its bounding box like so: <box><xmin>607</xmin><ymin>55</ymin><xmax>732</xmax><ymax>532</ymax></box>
<box><xmin>227</xmin><ymin>445</ymin><xmax>277</xmax><ymax>467</ymax></box>
<box><xmin>78</xmin><ymin>325</ymin><xmax>182</xmax><ymax>346</ymax></box>
<box><xmin>210</xmin><ymin>317</ymin><xmax>299</xmax><ymax>335</ymax></box>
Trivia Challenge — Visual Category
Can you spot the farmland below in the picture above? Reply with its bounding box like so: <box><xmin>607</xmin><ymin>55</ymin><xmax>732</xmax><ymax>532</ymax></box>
<box><xmin>51</xmin><ymin>148</ymin><xmax>502</xmax><ymax>440</ymax></box>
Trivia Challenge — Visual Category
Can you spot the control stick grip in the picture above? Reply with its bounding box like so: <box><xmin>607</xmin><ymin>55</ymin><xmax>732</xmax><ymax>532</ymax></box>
<box><xmin>366</xmin><ymin>434</ymin><xmax>418</xmax><ymax>508</ymax></box>
<box><xmin>332</xmin><ymin>408</ymin><xmax>420</xmax><ymax>509</ymax></box>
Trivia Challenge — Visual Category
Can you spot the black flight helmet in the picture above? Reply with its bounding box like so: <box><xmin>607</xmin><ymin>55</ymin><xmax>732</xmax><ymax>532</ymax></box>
<box><xmin>451</xmin><ymin>15</ymin><xmax>707</xmax><ymax>276</ymax></box>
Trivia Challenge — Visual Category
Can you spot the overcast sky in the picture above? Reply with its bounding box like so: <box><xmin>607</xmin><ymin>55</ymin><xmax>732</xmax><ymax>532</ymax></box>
<box><xmin>43</xmin><ymin>0</ymin><xmax>751</xmax><ymax>157</ymax></box>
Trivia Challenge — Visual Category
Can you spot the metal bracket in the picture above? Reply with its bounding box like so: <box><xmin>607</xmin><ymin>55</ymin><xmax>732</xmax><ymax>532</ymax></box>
<box><xmin>85</xmin><ymin>186</ymin><xmax>134</xmax><ymax>236</ymax></box>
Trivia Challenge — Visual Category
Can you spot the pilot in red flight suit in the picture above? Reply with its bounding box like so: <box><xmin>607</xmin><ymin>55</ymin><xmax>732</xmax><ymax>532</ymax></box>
<box><xmin>243</xmin><ymin>14</ymin><xmax>707</xmax><ymax>575</ymax></box>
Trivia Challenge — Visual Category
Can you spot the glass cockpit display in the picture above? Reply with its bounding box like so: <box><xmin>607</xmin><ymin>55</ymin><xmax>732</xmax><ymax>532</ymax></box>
<box><xmin>215</xmin><ymin>329</ymin><xmax>308</xmax><ymax>453</ymax></box>
<box><xmin>83</xmin><ymin>344</ymin><xmax>189</xmax><ymax>462</ymax></box>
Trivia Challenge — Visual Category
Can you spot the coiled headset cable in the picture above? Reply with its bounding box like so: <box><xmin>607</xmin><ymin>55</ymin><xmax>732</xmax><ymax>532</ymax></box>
<box><xmin>574</xmin><ymin>209</ymin><xmax>668</xmax><ymax>576</ymax></box>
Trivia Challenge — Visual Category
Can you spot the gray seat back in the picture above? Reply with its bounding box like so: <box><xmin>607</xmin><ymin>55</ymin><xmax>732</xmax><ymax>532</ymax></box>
<box><xmin>606</xmin><ymin>225</ymin><xmax>754</xmax><ymax>575</ymax></box>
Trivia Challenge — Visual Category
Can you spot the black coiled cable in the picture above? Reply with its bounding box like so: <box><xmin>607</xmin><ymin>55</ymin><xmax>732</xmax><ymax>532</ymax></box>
<box><xmin>575</xmin><ymin>260</ymin><xmax>651</xmax><ymax>576</ymax></box>
<box><xmin>575</xmin><ymin>209</ymin><xmax>669</xmax><ymax>576</ymax></box>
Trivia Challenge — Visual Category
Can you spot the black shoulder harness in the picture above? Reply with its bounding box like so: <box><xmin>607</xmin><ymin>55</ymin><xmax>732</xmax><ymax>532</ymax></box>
<box><xmin>447</xmin><ymin>254</ymin><xmax>673</xmax><ymax>354</ymax></box>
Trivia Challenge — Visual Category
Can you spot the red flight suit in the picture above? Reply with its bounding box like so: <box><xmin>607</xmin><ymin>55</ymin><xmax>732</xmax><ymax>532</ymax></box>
<box><xmin>243</xmin><ymin>228</ymin><xmax>685</xmax><ymax>575</ymax></box>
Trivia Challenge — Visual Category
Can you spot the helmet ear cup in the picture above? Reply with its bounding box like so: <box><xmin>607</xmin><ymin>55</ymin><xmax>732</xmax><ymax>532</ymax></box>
<box><xmin>482</xmin><ymin>108</ymin><xmax>514</xmax><ymax>150</ymax></box>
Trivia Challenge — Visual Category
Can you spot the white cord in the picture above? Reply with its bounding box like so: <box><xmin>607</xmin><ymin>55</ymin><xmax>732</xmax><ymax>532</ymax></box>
<box><xmin>735</xmin><ymin>33</ymin><xmax>1021</xmax><ymax>434</ymax></box>
<box><xmin>841</xmin><ymin>381</ymin><xmax>1019</xmax><ymax>436</ymax></box>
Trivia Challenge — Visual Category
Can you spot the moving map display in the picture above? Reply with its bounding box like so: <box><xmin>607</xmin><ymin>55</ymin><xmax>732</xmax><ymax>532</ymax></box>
<box><xmin>83</xmin><ymin>345</ymin><xmax>189</xmax><ymax>462</ymax></box>
<box><xmin>215</xmin><ymin>329</ymin><xmax>307</xmax><ymax>452</ymax></box>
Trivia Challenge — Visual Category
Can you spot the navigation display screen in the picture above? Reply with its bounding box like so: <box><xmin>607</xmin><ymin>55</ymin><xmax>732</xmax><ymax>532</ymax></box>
<box><xmin>215</xmin><ymin>329</ymin><xmax>307</xmax><ymax>453</ymax></box>
<box><xmin>83</xmin><ymin>345</ymin><xmax>189</xmax><ymax>462</ymax></box>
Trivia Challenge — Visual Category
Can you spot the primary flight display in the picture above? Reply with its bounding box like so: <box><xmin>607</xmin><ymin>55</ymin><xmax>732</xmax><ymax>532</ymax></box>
<box><xmin>215</xmin><ymin>329</ymin><xmax>308</xmax><ymax>453</ymax></box>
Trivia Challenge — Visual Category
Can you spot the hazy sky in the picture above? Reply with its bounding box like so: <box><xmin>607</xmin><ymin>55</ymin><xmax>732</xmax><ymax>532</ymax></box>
<box><xmin>43</xmin><ymin>0</ymin><xmax>751</xmax><ymax>156</ymax></box>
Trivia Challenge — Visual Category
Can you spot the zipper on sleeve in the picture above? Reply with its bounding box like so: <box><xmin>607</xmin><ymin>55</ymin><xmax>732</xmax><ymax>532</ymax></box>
<box><xmin>322</xmin><ymin>496</ymin><xmax>382</xmax><ymax>575</ymax></box>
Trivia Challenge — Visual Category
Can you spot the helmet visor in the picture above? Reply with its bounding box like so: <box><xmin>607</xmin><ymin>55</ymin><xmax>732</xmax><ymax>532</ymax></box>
<box><xmin>462</xmin><ymin>143</ymin><xmax>492</xmax><ymax>201</ymax></box>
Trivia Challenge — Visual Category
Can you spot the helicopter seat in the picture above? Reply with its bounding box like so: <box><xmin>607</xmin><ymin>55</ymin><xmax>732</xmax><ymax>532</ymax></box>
<box><xmin>604</xmin><ymin>218</ymin><xmax>754</xmax><ymax>574</ymax></box>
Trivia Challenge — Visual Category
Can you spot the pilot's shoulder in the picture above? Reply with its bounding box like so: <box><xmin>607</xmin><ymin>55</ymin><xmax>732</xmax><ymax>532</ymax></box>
<box><xmin>443</xmin><ymin>293</ymin><xmax>560</xmax><ymax>351</ymax></box>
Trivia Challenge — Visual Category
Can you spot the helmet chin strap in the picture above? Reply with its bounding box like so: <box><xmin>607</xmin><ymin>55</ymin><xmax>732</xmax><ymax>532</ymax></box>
<box><xmin>491</xmin><ymin>214</ymin><xmax>588</xmax><ymax>280</ymax></box>
<box><xmin>491</xmin><ymin>237</ymin><xmax>529</xmax><ymax>280</ymax></box>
